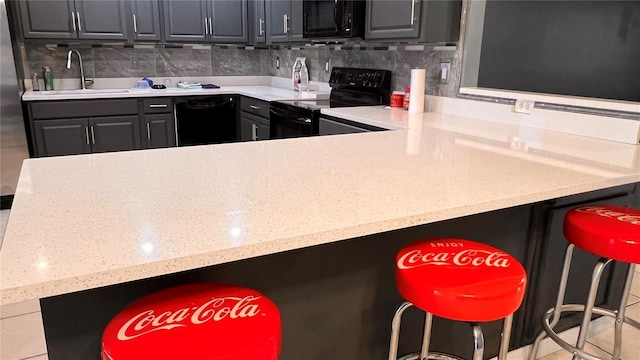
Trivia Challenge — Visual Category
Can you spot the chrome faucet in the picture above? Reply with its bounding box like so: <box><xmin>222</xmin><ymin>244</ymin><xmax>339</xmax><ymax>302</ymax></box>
<box><xmin>66</xmin><ymin>49</ymin><xmax>93</xmax><ymax>89</ymax></box>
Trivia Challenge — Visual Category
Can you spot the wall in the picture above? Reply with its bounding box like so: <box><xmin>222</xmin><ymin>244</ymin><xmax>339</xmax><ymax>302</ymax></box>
<box><xmin>19</xmin><ymin>42</ymin><xmax>459</xmax><ymax>97</ymax></box>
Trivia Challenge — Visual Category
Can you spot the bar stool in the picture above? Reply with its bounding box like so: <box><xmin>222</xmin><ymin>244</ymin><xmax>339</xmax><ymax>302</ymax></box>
<box><xmin>389</xmin><ymin>238</ymin><xmax>527</xmax><ymax>360</ymax></box>
<box><xmin>528</xmin><ymin>205</ymin><xmax>640</xmax><ymax>360</ymax></box>
<box><xmin>101</xmin><ymin>283</ymin><xmax>281</xmax><ymax>360</ymax></box>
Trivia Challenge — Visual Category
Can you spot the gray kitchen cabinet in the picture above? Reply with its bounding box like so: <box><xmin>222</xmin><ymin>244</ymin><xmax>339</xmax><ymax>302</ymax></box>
<box><xmin>164</xmin><ymin>0</ymin><xmax>248</xmax><ymax>43</ymax></box>
<box><xmin>18</xmin><ymin>0</ymin><xmax>129</xmax><ymax>40</ymax></box>
<box><xmin>18</xmin><ymin>0</ymin><xmax>76</xmax><ymax>39</ymax></box>
<box><xmin>28</xmin><ymin>99</ymin><xmax>144</xmax><ymax>157</ymax></box>
<box><xmin>33</xmin><ymin>119</ymin><xmax>92</xmax><ymax>157</ymax></box>
<box><xmin>241</xmin><ymin>113</ymin><xmax>270</xmax><ymax>141</ymax></box>
<box><xmin>141</xmin><ymin>98</ymin><xmax>176</xmax><ymax>149</ymax></box>
<box><xmin>365</xmin><ymin>0</ymin><xmax>461</xmax><ymax>42</ymax></box>
<box><xmin>266</xmin><ymin>0</ymin><xmax>302</xmax><ymax>43</ymax></box>
<box><xmin>210</xmin><ymin>0</ymin><xmax>248</xmax><ymax>43</ymax></box>
<box><xmin>75</xmin><ymin>0</ymin><xmax>129</xmax><ymax>40</ymax></box>
<box><xmin>33</xmin><ymin>116</ymin><xmax>140</xmax><ymax>157</ymax></box>
<box><xmin>89</xmin><ymin>116</ymin><xmax>141</xmax><ymax>153</ymax></box>
<box><xmin>131</xmin><ymin>0</ymin><xmax>162</xmax><ymax>41</ymax></box>
<box><xmin>144</xmin><ymin>114</ymin><xmax>175</xmax><ymax>149</ymax></box>
<box><xmin>163</xmin><ymin>0</ymin><xmax>208</xmax><ymax>42</ymax></box>
<box><xmin>240</xmin><ymin>97</ymin><xmax>270</xmax><ymax>141</ymax></box>
<box><xmin>251</xmin><ymin>0</ymin><xmax>267</xmax><ymax>44</ymax></box>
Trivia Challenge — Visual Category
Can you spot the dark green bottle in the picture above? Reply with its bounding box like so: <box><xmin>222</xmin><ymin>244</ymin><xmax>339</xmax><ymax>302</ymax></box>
<box><xmin>42</xmin><ymin>66</ymin><xmax>54</xmax><ymax>91</ymax></box>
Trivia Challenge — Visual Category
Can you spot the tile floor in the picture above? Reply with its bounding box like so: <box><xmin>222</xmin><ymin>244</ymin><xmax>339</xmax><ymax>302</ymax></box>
<box><xmin>0</xmin><ymin>208</ymin><xmax>639</xmax><ymax>359</ymax></box>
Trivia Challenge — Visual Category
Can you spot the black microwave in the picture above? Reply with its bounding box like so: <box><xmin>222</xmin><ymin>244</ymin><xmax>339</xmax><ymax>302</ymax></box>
<box><xmin>303</xmin><ymin>0</ymin><xmax>365</xmax><ymax>39</ymax></box>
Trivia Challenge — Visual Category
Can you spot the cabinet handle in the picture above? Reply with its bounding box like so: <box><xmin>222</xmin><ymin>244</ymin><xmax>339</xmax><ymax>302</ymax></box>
<box><xmin>71</xmin><ymin>11</ymin><xmax>77</xmax><ymax>31</ymax></box>
<box><xmin>249</xmin><ymin>105</ymin><xmax>260</xmax><ymax>110</ymax></box>
<box><xmin>133</xmin><ymin>14</ymin><xmax>137</xmax><ymax>33</ymax></box>
<box><xmin>259</xmin><ymin>18</ymin><xmax>264</xmax><ymax>36</ymax></box>
<box><xmin>410</xmin><ymin>0</ymin><xmax>416</xmax><ymax>25</ymax></box>
<box><xmin>76</xmin><ymin>12</ymin><xmax>82</xmax><ymax>32</ymax></box>
<box><xmin>284</xmin><ymin>14</ymin><xmax>288</xmax><ymax>34</ymax></box>
<box><xmin>204</xmin><ymin>17</ymin><xmax>209</xmax><ymax>35</ymax></box>
<box><xmin>252</xmin><ymin>123</ymin><xmax>258</xmax><ymax>141</ymax></box>
<box><xmin>85</xmin><ymin>126</ymin><xmax>90</xmax><ymax>144</ymax></box>
<box><xmin>146</xmin><ymin>123</ymin><xmax>151</xmax><ymax>140</ymax></box>
<box><xmin>90</xmin><ymin>125</ymin><xmax>95</xmax><ymax>144</ymax></box>
<box><xmin>149</xmin><ymin>104</ymin><xmax>168</xmax><ymax>108</ymax></box>
<box><xmin>209</xmin><ymin>17</ymin><xmax>213</xmax><ymax>35</ymax></box>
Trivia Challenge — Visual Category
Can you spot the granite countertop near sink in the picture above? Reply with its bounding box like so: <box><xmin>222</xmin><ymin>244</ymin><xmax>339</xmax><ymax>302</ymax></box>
<box><xmin>22</xmin><ymin>85</ymin><xmax>331</xmax><ymax>102</ymax></box>
<box><xmin>2</xmin><ymin>109</ymin><xmax>639</xmax><ymax>305</ymax></box>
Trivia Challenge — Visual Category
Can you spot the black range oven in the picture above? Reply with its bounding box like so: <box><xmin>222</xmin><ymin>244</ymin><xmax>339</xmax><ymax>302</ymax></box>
<box><xmin>270</xmin><ymin>67</ymin><xmax>391</xmax><ymax>139</ymax></box>
<box><xmin>303</xmin><ymin>0</ymin><xmax>365</xmax><ymax>39</ymax></box>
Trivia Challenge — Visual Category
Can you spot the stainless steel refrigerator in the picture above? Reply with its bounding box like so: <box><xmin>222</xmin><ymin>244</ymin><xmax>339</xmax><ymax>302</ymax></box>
<box><xmin>1</xmin><ymin>0</ymin><xmax>29</xmax><ymax>209</ymax></box>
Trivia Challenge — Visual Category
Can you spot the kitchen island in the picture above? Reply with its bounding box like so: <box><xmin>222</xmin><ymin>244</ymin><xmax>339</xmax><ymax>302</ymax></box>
<box><xmin>1</xmin><ymin>109</ymin><xmax>639</xmax><ymax>359</ymax></box>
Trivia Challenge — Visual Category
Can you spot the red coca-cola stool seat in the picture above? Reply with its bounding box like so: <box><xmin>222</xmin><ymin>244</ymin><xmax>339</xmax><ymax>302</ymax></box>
<box><xmin>389</xmin><ymin>238</ymin><xmax>527</xmax><ymax>360</ymax></box>
<box><xmin>529</xmin><ymin>205</ymin><xmax>640</xmax><ymax>360</ymax></box>
<box><xmin>101</xmin><ymin>283</ymin><xmax>281</xmax><ymax>360</ymax></box>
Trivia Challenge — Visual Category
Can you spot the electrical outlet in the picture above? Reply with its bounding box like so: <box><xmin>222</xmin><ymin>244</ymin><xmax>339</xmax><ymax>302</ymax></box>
<box><xmin>130</xmin><ymin>55</ymin><xmax>139</xmax><ymax>69</ymax></box>
<box><xmin>514</xmin><ymin>99</ymin><xmax>534</xmax><ymax>114</ymax></box>
<box><xmin>440</xmin><ymin>62</ymin><xmax>451</xmax><ymax>84</ymax></box>
<box><xmin>325</xmin><ymin>58</ymin><xmax>331</xmax><ymax>73</ymax></box>
<box><xmin>276</xmin><ymin>56</ymin><xmax>280</xmax><ymax>70</ymax></box>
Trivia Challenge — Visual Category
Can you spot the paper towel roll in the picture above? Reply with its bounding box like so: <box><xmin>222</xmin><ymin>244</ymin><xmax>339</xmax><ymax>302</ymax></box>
<box><xmin>406</xmin><ymin>112</ymin><xmax>424</xmax><ymax>155</ymax></box>
<box><xmin>408</xmin><ymin>69</ymin><xmax>426</xmax><ymax>113</ymax></box>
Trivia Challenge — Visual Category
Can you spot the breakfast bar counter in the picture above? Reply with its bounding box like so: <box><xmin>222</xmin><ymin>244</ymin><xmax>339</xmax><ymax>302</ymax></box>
<box><xmin>2</xmin><ymin>111</ymin><xmax>639</xmax><ymax>304</ymax></box>
<box><xmin>1</xmin><ymin>109</ymin><xmax>639</xmax><ymax>359</ymax></box>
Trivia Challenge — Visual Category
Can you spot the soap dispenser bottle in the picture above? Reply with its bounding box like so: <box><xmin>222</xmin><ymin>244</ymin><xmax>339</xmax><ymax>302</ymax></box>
<box><xmin>299</xmin><ymin>62</ymin><xmax>309</xmax><ymax>91</ymax></box>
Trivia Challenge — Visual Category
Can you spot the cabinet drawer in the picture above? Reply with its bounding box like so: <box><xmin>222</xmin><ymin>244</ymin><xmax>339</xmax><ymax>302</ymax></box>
<box><xmin>31</xmin><ymin>99</ymin><xmax>138</xmax><ymax>120</ymax></box>
<box><xmin>241</xmin><ymin>97</ymin><xmax>269</xmax><ymax>118</ymax></box>
<box><xmin>143</xmin><ymin>98</ymin><xmax>173</xmax><ymax>113</ymax></box>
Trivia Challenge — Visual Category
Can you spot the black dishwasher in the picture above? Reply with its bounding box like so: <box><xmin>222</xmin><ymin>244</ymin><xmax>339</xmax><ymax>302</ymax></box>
<box><xmin>175</xmin><ymin>96</ymin><xmax>237</xmax><ymax>146</ymax></box>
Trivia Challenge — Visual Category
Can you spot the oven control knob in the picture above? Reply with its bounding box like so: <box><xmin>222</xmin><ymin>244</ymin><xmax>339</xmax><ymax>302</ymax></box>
<box><xmin>374</xmin><ymin>73</ymin><xmax>382</xmax><ymax>82</ymax></box>
<box><xmin>335</xmin><ymin>70</ymin><xmax>343</xmax><ymax>82</ymax></box>
<box><xmin>363</xmin><ymin>73</ymin><xmax>371</xmax><ymax>82</ymax></box>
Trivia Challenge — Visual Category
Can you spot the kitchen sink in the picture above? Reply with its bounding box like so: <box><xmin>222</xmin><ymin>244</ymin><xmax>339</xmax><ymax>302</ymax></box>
<box><xmin>40</xmin><ymin>89</ymin><xmax>131</xmax><ymax>95</ymax></box>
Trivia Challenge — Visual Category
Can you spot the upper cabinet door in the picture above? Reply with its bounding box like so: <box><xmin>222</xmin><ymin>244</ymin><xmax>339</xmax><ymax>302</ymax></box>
<box><xmin>266</xmin><ymin>0</ymin><xmax>289</xmax><ymax>42</ymax></box>
<box><xmin>19</xmin><ymin>0</ymin><xmax>76</xmax><ymax>39</ymax></box>
<box><xmin>75</xmin><ymin>0</ymin><xmax>129</xmax><ymax>40</ymax></box>
<box><xmin>254</xmin><ymin>0</ymin><xmax>266</xmax><ymax>43</ymax></box>
<box><xmin>210</xmin><ymin>0</ymin><xmax>248</xmax><ymax>43</ymax></box>
<box><xmin>131</xmin><ymin>0</ymin><xmax>162</xmax><ymax>41</ymax></box>
<box><xmin>365</xmin><ymin>0</ymin><xmax>421</xmax><ymax>39</ymax></box>
<box><xmin>288</xmin><ymin>0</ymin><xmax>303</xmax><ymax>41</ymax></box>
<box><xmin>163</xmin><ymin>0</ymin><xmax>208</xmax><ymax>42</ymax></box>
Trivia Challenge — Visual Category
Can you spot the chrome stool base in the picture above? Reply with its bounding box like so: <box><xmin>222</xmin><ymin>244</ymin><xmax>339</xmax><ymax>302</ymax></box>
<box><xmin>389</xmin><ymin>302</ymin><xmax>513</xmax><ymax>360</ymax></box>
<box><xmin>539</xmin><ymin>304</ymin><xmax>640</xmax><ymax>360</ymax></box>
<box><xmin>528</xmin><ymin>244</ymin><xmax>639</xmax><ymax>360</ymax></box>
<box><xmin>398</xmin><ymin>352</ymin><xmax>464</xmax><ymax>360</ymax></box>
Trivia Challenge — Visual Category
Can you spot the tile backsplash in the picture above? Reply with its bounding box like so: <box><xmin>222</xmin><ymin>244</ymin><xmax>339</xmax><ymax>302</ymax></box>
<box><xmin>20</xmin><ymin>43</ymin><xmax>458</xmax><ymax>97</ymax></box>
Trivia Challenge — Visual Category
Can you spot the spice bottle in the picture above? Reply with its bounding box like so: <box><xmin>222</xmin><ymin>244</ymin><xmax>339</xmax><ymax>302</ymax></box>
<box><xmin>403</xmin><ymin>87</ymin><xmax>410</xmax><ymax>110</ymax></box>
<box><xmin>42</xmin><ymin>66</ymin><xmax>54</xmax><ymax>91</ymax></box>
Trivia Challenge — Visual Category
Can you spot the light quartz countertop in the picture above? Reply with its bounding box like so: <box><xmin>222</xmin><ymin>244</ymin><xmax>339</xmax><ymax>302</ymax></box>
<box><xmin>21</xmin><ymin>85</ymin><xmax>330</xmax><ymax>102</ymax></box>
<box><xmin>1</xmin><ymin>111</ymin><xmax>639</xmax><ymax>305</ymax></box>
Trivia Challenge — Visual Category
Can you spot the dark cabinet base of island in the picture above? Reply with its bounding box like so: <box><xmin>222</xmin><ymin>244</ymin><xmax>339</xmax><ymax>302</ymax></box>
<box><xmin>39</xmin><ymin>183</ymin><xmax>639</xmax><ymax>359</ymax></box>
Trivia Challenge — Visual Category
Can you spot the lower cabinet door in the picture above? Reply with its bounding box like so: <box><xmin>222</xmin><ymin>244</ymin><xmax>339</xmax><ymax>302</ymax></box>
<box><xmin>257</xmin><ymin>121</ymin><xmax>270</xmax><ymax>140</ymax></box>
<box><xmin>240</xmin><ymin>114</ymin><xmax>255</xmax><ymax>141</ymax></box>
<box><xmin>240</xmin><ymin>112</ymin><xmax>269</xmax><ymax>141</ymax></box>
<box><xmin>144</xmin><ymin>114</ymin><xmax>176</xmax><ymax>149</ymax></box>
<box><xmin>33</xmin><ymin>118</ymin><xmax>92</xmax><ymax>157</ymax></box>
<box><xmin>89</xmin><ymin>116</ymin><xmax>141</xmax><ymax>153</ymax></box>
